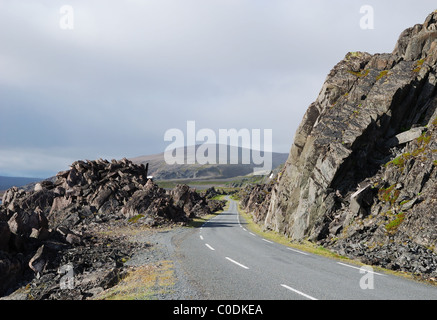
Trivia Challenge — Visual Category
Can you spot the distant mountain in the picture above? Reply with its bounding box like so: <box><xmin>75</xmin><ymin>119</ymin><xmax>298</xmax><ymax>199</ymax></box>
<box><xmin>0</xmin><ymin>176</ymin><xmax>42</xmax><ymax>191</ymax></box>
<box><xmin>130</xmin><ymin>144</ymin><xmax>289</xmax><ymax>180</ymax></box>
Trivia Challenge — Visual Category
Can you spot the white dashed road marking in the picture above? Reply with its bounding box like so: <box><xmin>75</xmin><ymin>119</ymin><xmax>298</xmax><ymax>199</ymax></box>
<box><xmin>337</xmin><ymin>262</ymin><xmax>385</xmax><ymax>276</ymax></box>
<box><xmin>225</xmin><ymin>257</ymin><xmax>249</xmax><ymax>270</ymax></box>
<box><xmin>205</xmin><ymin>244</ymin><xmax>215</xmax><ymax>251</ymax></box>
<box><xmin>280</xmin><ymin>284</ymin><xmax>318</xmax><ymax>300</ymax></box>
<box><xmin>287</xmin><ymin>247</ymin><xmax>309</xmax><ymax>256</ymax></box>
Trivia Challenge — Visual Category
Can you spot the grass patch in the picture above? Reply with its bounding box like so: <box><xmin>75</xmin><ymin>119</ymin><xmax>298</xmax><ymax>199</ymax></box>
<box><xmin>385</xmin><ymin>212</ymin><xmax>406</xmax><ymax>234</ymax></box>
<box><xmin>209</xmin><ymin>194</ymin><xmax>227</xmax><ymax>201</ymax></box>
<box><xmin>400</xmin><ymin>199</ymin><xmax>411</xmax><ymax>206</ymax></box>
<box><xmin>385</xmin><ymin>154</ymin><xmax>406</xmax><ymax>171</ymax></box>
<box><xmin>95</xmin><ymin>261</ymin><xmax>176</xmax><ymax>300</ymax></box>
<box><xmin>376</xmin><ymin>70</ymin><xmax>389</xmax><ymax>81</ymax></box>
<box><xmin>417</xmin><ymin>132</ymin><xmax>431</xmax><ymax>145</ymax></box>
<box><xmin>385</xmin><ymin>131</ymin><xmax>432</xmax><ymax>172</ymax></box>
<box><xmin>128</xmin><ymin>214</ymin><xmax>145</xmax><ymax>223</ymax></box>
<box><xmin>413</xmin><ymin>59</ymin><xmax>425</xmax><ymax>73</ymax></box>
<box><xmin>347</xmin><ymin>69</ymin><xmax>370</xmax><ymax>78</ymax></box>
<box><xmin>378</xmin><ymin>184</ymin><xmax>400</xmax><ymax>205</ymax></box>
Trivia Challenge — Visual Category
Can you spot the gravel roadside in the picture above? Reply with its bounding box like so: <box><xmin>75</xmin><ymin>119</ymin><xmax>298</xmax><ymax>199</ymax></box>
<box><xmin>116</xmin><ymin>225</ymin><xmax>202</xmax><ymax>300</ymax></box>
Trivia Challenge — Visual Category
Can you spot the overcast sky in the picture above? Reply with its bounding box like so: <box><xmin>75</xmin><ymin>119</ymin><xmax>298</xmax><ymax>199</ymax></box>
<box><xmin>0</xmin><ymin>0</ymin><xmax>436</xmax><ymax>178</ymax></box>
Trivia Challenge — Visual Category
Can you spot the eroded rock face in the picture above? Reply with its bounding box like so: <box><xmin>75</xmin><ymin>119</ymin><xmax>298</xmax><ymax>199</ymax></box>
<box><xmin>241</xmin><ymin>11</ymin><xmax>437</xmax><ymax>280</ymax></box>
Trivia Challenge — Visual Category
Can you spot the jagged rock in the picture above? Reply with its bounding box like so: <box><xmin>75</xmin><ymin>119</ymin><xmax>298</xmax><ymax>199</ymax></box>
<box><xmin>0</xmin><ymin>157</ymin><xmax>219</xmax><ymax>298</ymax></box>
<box><xmin>239</xmin><ymin>183</ymin><xmax>274</xmax><ymax>226</ymax></box>
<box><xmin>266</xmin><ymin>11</ymin><xmax>437</xmax><ymax>240</ymax></box>
<box><xmin>349</xmin><ymin>184</ymin><xmax>375</xmax><ymax>217</ymax></box>
<box><xmin>169</xmin><ymin>184</ymin><xmax>211</xmax><ymax>218</ymax></box>
<box><xmin>121</xmin><ymin>187</ymin><xmax>159</xmax><ymax>219</ymax></box>
<box><xmin>8</xmin><ymin>208</ymin><xmax>48</xmax><ymax>238</ymax></box>
<box><xmin>49</xmin><ymin>197</ymin><xmax>72</xmax><ymax>216</ymax></box>
<box><xmin>29</xmin><ymin>227</ymin><xmax>50</xmax><ymax>241</ymax></box>
<box><xmin>241</xmin><ymin>11</ymin><xmax>437</xmax><ymax>280</ymax></box>
<box><xmin>202</xmin><ymin>187</ymin><xmax>221</xmax><ymax>199</ymax></box>
<box><xmin>65</xmin><ymin>232</ymin><xmax>82</xmax><ymax>245</ymax></box>
<box><xmin>91</xmin><ymin>188</ymin><xmax>113</xmax><ymax>211</ymax></box>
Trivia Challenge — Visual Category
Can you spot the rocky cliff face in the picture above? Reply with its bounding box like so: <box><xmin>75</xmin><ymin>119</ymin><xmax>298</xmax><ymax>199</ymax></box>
<box><xmin>0</xmin><ymin>158</ymin><xmax>222</xmax><ymax>298</ymax></box>
<box><xmin>242</xmin><ymin>11</ymin><xmax>437</xmax><ymax>280</ymax></box>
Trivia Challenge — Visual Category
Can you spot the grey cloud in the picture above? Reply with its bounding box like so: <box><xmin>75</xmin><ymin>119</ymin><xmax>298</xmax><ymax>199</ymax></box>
<box><xmin>0</xmin><ymin>0</ymin><xmax>436</xmax><ymax>177</ymax></box>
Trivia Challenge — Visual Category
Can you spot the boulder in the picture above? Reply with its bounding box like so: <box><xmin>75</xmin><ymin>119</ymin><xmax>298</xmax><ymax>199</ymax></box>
<box><xmin>386</xmin><ymin>127</ymin><xmax>426</xmax><ymax>147</ymax></box>
<box><xmin>28</xmin><ymin>245</ymin><xmax>49</xmax><ymax>274</ymax></box>
<box><xmin>8</xmin><ymin>211</ymin><xmax>40</xmax><ymax>237</ymax></box>
<box><xmin>349</xmin><ymin>184</ymin><xmax>375</xmax><ymax>217</ymax></box>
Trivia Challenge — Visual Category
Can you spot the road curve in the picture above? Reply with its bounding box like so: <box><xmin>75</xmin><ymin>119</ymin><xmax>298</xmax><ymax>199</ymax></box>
<box><xmin>175</xmin><ymin>198</ymin><xmax>437</xmax><ymax>300</ymax></box>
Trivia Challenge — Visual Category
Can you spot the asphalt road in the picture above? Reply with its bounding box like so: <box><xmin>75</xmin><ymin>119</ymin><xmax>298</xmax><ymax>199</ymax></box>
<box><xmin>176</xmin><ymin>198</ymin><xmax>437</xmax><ymax>300</ymax></box>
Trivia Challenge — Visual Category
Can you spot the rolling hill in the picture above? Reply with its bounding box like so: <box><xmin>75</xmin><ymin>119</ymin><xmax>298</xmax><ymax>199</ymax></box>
<box><xmin>0</xmin><ymin>176</ymin><xmax>42</xmax><ymax>192</ymax></box>
<box><xmin>130</xmin><ymin>144</ymin><xmax>288</xmax><ymax>180</ymax></box>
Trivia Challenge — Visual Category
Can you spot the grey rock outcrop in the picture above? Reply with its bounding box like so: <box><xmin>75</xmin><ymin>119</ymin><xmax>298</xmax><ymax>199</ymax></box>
<box><xmin>241</xmin><ymin>11</ymin><xmax>437</xmax><ymax>280</ymax></box>
<box><xmin>0</xmin><ymin>158</ymin><xmax>222</xmax><ymax>298</ymax></box>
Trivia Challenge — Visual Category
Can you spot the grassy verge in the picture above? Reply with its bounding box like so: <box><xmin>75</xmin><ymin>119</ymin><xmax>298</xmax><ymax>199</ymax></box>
<box><xmin>237</xmin><ymin>204</ymin><xmax>349</xmax><ymax>261</ymax></box>
<box><xmin>236</xmin><ymin>202</ymin><xmax>435</xmax><ymax>283</ymax></box>
<box><xmin>95</xmin><ymin>261</ymin><xmax>176</xmax><ymax>300</ymax></box>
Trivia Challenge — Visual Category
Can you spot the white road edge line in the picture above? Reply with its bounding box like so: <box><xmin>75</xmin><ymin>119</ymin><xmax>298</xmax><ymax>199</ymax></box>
<box><xmin>337</xmin><ymin>262</ymin><xmax>385</xmax><ymax>276</ymax></box>
<box><xmin>262</xmin><ymin>239</ymin><xmax>273</xmax><ymax>244</ymax></box>
<box><xmin>205</xmin><ymin>244</ymin><xmax>215</xmax><ymax>251</ymax></box>
<box><xmin>287</xmin><ymin>247</ymin><xmax>309</xmax><ymax>256</ymax></box>
<box><xmin>249</xmin><ymin>232</ymin><xmax>256</xmax><ymax>236</ymax></box>
<box><xmin>200</xmin><ymin>235</ymin><xmax>204</xmax><ymax>240</ymax></box>
<box><xmin>281</xmin><ymin>284</ymin><xmax>318</xmax><ymax>300</ymax></box>
<box><xmin>225</xmin><ymin>257</ymin><xmax>249</xmax><ymax>270</ymax></box>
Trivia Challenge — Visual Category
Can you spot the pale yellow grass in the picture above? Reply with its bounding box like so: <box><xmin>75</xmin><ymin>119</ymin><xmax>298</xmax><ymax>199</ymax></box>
<box><xmin>95</xmin><ymin>260</ymin><xmax>176</xmax><ymax>300</ymax></box>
